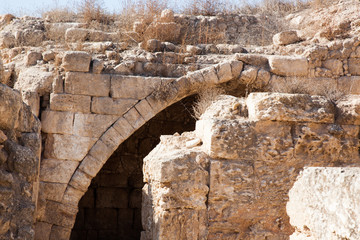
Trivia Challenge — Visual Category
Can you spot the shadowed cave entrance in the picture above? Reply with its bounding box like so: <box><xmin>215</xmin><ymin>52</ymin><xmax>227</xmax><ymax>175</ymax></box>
<box><xmin>70</xmin><ymin>95</ymin><xmax>196</xmax><ymax>240</ymax></box>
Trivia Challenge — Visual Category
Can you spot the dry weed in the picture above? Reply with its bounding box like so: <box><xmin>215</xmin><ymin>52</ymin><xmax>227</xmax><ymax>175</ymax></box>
<box><xmin>269</xmin><ymin>77</ymin><xmax>347</xmax><ymax>102</ymax></box>
<box><xmin>193</xmin><ymin>87</ymin><xmax>225</xmax><ymax>119</ymax></box>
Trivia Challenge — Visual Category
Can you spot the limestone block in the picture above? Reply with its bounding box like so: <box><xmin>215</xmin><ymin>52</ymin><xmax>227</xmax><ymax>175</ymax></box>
<box><xmin>273</xmin><ymin>30</ymin><xmax>301</xmax><ymax>45</ymax></box>
<box><xmin>124</xmin><ymin>108</ymin><xmax>145</xmax><ymax>130</ymax></box>
<box><xmin>322</xmin><ymin>59</ymin><xmax>343</xmax><ymax>76</ymax></box>
<box><xmin>235</xmin><ymin>53</ymin><xmax>269</xmax><ymax>67</ymax></box>
<box><xmin>155</xmin><ymin>209</ymin><xmax>207</xmax><ymax>240</ymax></box>
<box><xmin>73</xmin><ymin>113</ymin><xmax>117</xmax><ymax>138</ymax></box>
<box><xmin>39</xmin><ymin>182</ymin><xmax>67</xmax><ymax>202</ymax></box>
<box><xmin>287</xmin><ymin>167</ymin><xmax>360</xmax><ymax>240</ymax></box>
<box><xmin>239</xmin><ymin>65</ymin><xmax>258</xmax><ymax>85</ymax></box>
<box><xmin>337</xmin><ymin>95</ymin><xmax>360</xmax><ymax>125</ymax></box>
<box><xmin>197</xmin><ymin>109</ymin><xmax>295</xmax><ymax>160</ymax></box>
<box><xmin>62</xmin><ymin>186</ymin><xmax>85</xmax><ymax>205</ymax></box>
<box><xmin>44</xmin><ymin>134</ymin><xmax>97</xmax><ymax>161</ymax></box>
<box><xmin>246</xmin><ymin>92</ymin><xmax>335</xmax><ymax>123</ymax></box>
<box><xmin>348</xmin><ymin>58</ymin><xmax>360</xmax><ymax>75</ymax></box>
<box><xmin>34</xmin><ymin>222</ymin><xmax>52</xmax><ymax>240</ymax></box>
<box><xmin>40</xmin><ymin>159</ymin><xmax>79</xmax><ymax>183</ymax></box>
<box><xmin>40</xmin><ymin>201</ymin><xmax>78</xmax><ymax>227</ymax></box>
<box><xmin>293</xmin><ymin>123</ymin><xmax>359</xmax><ymax>163</ymax></box>
<box><xmin>26</xmin><ymin>51</ymin><xmax>42</xmax><ymax>66</ymax></box>
<box><xmin>230</xmin><ymin>60</ymin><xmax>244</xmax><ymax>79</ymax></box>
<box><xmin>62</xmin><ymin>51</ymin><xmax>91</xmax><ymax>72</ymax></box>
<box><xmin>253</xmin><ymin>68</ymin><xmax>271</xmax><ymax>89</ymax></box>
<box><xmin>91</xmin><ymin>59</ymin><xmax>104</xmax><ymax>74</ymax></box>
<box><xmin>111</xmin><ymin>75</ymin><xmax>161</xmax><ymax>99</ymax></box>
<box><xmin>0</xmin><ymin>84</ymin><xmax>21</xmax><ymax>129</ymax></box>
<box><xmin>78</xmin><ymin>155</ymin><xmax>104</xmax><ymax>177</ymax></box>
<box><xmin>269</xmin><ymin>55</ymin><xmax>309</xmax><ymax>76</ymax></box>
<box><xmin>65</xmin><ymin>72</ymin><xmax>110</xmax><ymax>96</ymax></box>
<box><xmin>50</xmin><ymin>93</ymin><xmax>91</xmax><ymax>113</ymax></box>
<box><xmin>144</xmin><ymin>139</ymin><xmax>208</xmax><ymax>210</ymax></box>
<box><xmin>199</xmin><ymin>95</ymin><xmax>248</xmax><ymax>120</ymax></box>
<box><xmin>42</xmin><ymin>50</ymin><xmax>55</xmax><ymax>62</ymax></box>
<box><xmin>200</xmin><ymin>66</ymin><xmax>219</xmax><ymax>85</ymax></box>
<box><xmin>88</xmin><ymin>140</ymin><xmax>115</xmax><ymax>164</ymax></box>
<box><xmin>100</xmin><ymin>126</ymin><xmax>125</xmax><ymax>152</ymax></box>
<box><xmin>135</xmin><ymin>99</ymin><xmax>156</xmax><ymax>122</ymax></box>
<box><xmin>337</xmin><ymin>76</ymin><xmax>360</xmax><ymax>94</ymax></box>
<box><xmin>91</xmin><ymin>97</ymin><xmax>137</xmax><ymax>115</ymax></box>
<box><xmin>216</xmin><ymin>61</ymin><xmax>233</xmax><ymax>83</ymax></box>
<box><xmin>49</xmin><ymin>225</ymin><xmax>72</xmax><ymax>240</ymax></box>
<box><xmin>112</xmin><ymin>117</ymin><xmax>135</xmax><ymax>139</ymax></box>
<box><xmin>64</xmin><ymin>28</ymin><xmax>88</xmax><ymax>42</ymax></box>
<box><xmin>69</xmin><ymin>170</ymin><xmax>92</xmax><ymax>192</ymax></box>
<box><xmin>41</xmin><ymin>110</ymin><xmax>74</xmax><ymax>134</ymax></box>
<box><xmin>114</xmin><ymin>61</ymin><xmax>135</xmax><ymax>74</ymax></box>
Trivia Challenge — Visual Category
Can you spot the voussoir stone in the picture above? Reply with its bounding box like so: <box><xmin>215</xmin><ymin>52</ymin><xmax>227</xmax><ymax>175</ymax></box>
<box><xmin>269</xmin><ymin>55</ymin><xmax>308</xmax><ymax>77</ymax></box>
<box><xmin>62</xmin><ymin>51</ymin><xmax>91</xmax><ymax>72</ymax></box>
<box><xmin>246</xmin><ymin>92</ymin><xmax>335</xmax><ymax>123</ymax></box>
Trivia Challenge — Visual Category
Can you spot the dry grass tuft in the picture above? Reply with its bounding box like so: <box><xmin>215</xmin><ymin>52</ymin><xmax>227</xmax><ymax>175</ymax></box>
<box><xmin>78</xmin><ymin>0</ymin><xmax>115</xmax><ymax>25</ymax></box>
<box><xmin>269</xmin><ymin>77</ymin><xmax>347</xmax><ymax>102</ymax></box>
<box><xmin>193</xmin><ymin>87</ymin><xmax>225</xmax><ymax>119</ymax></box>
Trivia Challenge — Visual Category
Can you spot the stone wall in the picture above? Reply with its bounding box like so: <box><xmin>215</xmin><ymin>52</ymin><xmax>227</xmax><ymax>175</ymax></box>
<box><xmin>70</xmin><ymin>97</ymin><xmax>195</xmax><ymax>240</ymax></box>
<box><xmin>0</xmin><ymin>83</ymin><xmax>41</xmax><ymax>239</ymax></box>
<box><xmin>142</xmin><ymin>93</ymin><xmax>360</xmax><ymax>240</ymax></box>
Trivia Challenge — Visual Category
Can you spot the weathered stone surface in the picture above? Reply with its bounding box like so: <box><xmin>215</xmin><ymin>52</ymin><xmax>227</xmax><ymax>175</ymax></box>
<box><xmin>65</xmin><ymin>28</ymin><xmax>88</xmax><ymax>42</ymax></box>
<box><xmin>78</xmin><ymin>155</ymin><xmax>104</xmax><ymax>177</ymax></box>
<box><xmin>135</xmin><ymin>99</ymin><xmax>155</xmax><ymax>122</ymax></box>
<box><xmin>39</xmin><ymin>182</ymin><xmax>67</xmax><ymax>201</ymax></box>
<box><xmin>287</xmin><ymin>167</ymin><xmax>360</xmax><ymax>240</ymax></box>
<box><xmin>322</xmin><ymin>59</ymin><xmax>343</xmax><ymax>76</ymax></box>
<box><xmin>91</xmin><ymin>97</ymin><xmax>137</xmax><ymax>115</ymax></box>
<box><xmin>269</xmin><ymin>55</ymin><xmax>309</xmax><ymax>76</ymax></box>
<box><xmin>62</xmin><ymin>51</ymin><xmax>91</xmax><ymax>72</ymax></box>
<box><xmin>273</xmin><ymin>30</ymin><xmax>301</xmax><ymax>45</ymax></box>
<box><xmin>40</xmin><ymin>159</ymin><xmax>79</xmax><ymax>183</ymax></box>
<box><xmin>26</xmin><ymin>51</ymin><xmax>42</xmax><ymax>66</ymax></box>
<box><xmin>40</xmin><ymin>201</ymin><xmax>78</xmax><ymax>227</ymax></box>
<box><xmin>44</xmin><ymin>134</ymin><xmax>97</xmax><ymax>161</ymax></box>
<box><xmin>216</xmin><ymin>61</ymin><xmax>233</xmax><ymax>83</ymax></box>
<box><xmin>112</xmin><ymin>116</ymin><xmax>135</xmax><ymax>139</ymax></box>
<box><xmin>293</xmin><ymin>123</ymin><xmax>359</xmax><ymax>163</ymax></box>
<box><xmin>348</xmin><ymin>58</ymin><xmax>360</xmax><ymax>75</ymax></box>
<box><xmin>336</xmin><ymin>95</ymin><xmax>360</xmax><ymax>125</ymax></box>
<box><xmin>124</xmin><ymin>108</ymin><xmax>145</xmax><ymax>129</ymax></box>
<box><xmin>73</xmin><ymin>113</ymin><xmax>117</xmax><ymax>138</ymax></box>
<box><xmin>41</xmin><ymin>110</ymin><xmax>74</xmax><ymax>134</ymax></box>
<box><xmin>0</xmin><ymin>84</ymin><xmax>22</xmax><ymax>129</ymax></box>
<box><xmin>111</xmin><ymin>75</ymin><xmax>161</xmax><ymax>99</ymax></box>
<box><xmin>65</xmin><ymin>72</ymin><xmax>110</xmax><ymax>96</ymax></box>
<box><xmin>337</xmin><ymin>76</ymin><xmax>360</xmax><ymax>94</ymax></box>
<box><xmin>246</xmin><ymin>92</ymin><xmax>335</xmax><ymax>123</ymax></box>
<box><xmin>50</xmin><ymin>93</ymin><xmax>91</xmax><ymax>113</ymax></box>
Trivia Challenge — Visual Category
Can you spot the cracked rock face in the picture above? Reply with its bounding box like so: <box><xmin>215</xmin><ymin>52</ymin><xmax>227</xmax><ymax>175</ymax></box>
<box><xmin>0</xmin><ymin>83</ymin><xmax>41</xmax><ymax>240</ymax></box>
<box><xmin>143</xmin><ymin>94</ymin><xmax>360</xmax><ymax>240</ymax></box>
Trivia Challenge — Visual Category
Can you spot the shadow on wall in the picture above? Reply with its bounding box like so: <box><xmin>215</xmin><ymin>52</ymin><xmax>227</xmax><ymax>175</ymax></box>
<box><xmin>70</xmin><ymin>95</ymin><xmax>197</xmax><ymax>240</ymax></box>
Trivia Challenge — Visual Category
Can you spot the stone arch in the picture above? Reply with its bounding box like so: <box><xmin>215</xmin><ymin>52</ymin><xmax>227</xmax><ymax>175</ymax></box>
<box><xmin>35</xmin><ymin>60</ymin><xmax>244</xmax><ymax>239</ymax></box>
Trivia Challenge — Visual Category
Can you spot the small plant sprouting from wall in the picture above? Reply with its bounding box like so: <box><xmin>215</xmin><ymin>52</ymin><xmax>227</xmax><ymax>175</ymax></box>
<box><xmin>192</xmin><ymin>86</ymin><xmax>225</xmax><ymax>119</ymax></box>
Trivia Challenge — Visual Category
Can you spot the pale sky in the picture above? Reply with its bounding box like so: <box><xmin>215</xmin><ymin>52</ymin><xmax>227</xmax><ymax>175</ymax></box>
<box><xmin>0</xmin><ymin>0</ymin><xmax>258</xmax><ymax>17</ymax></box>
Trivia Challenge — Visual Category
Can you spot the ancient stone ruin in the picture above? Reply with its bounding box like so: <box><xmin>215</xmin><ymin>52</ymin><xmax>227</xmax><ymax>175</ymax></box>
<box><xmin>1</xmin><ymin>0</ymin><xmax>360</xmax><ymax>239</ymax></box>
